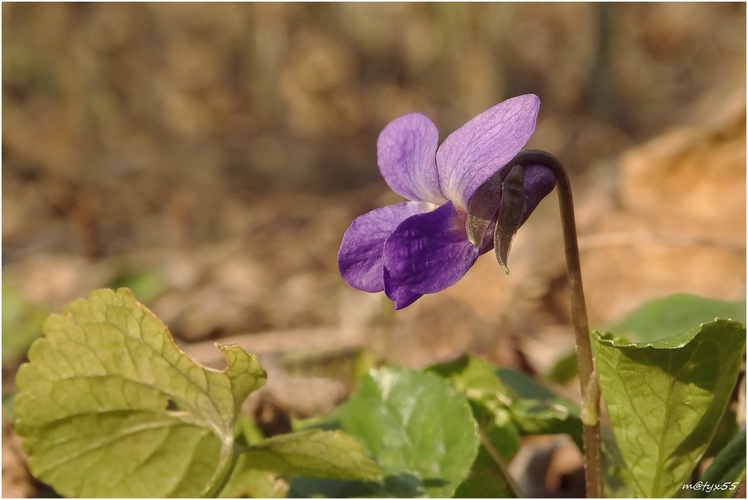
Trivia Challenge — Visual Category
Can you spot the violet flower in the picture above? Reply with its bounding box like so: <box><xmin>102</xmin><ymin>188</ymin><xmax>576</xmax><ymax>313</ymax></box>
<box><xmin>338</xmin><ymin>94</ymin><xmax>556</xmax><ymax>309</ymax></box>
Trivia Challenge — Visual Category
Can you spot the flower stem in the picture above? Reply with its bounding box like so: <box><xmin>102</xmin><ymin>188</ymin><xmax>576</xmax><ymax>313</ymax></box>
<box><xmin>512</xmin><ymin>149</ymin><xmax>603</xmax><ymax>498</ymax></box>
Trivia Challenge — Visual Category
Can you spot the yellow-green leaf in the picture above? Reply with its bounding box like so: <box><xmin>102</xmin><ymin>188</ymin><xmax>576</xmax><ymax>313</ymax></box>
<box><xmin>242</xmin><ymin>429</ymin><xmax>382</xmax><ymax>481</ymax></box>
<box><xmin>13</xmin><ymin>288</ymin><xmax>266</xmax><ymax>497</ymax></box>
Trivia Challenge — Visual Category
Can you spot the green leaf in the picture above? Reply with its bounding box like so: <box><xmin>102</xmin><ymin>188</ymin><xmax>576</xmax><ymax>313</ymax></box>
<box><xmin>234</xmin><ymin>413</ymin><xmax>266</xmax><ymax>446</ymax></box>
<box><xmin>336</xmin><ymin>367</ymin><xmax>480</xmax><ymax>497</ymax></box>
<box><xmin>595</xmin><ymin>319</ymin><xmax>745</xmax><ymax>498</ymax></box>
<box><xmin>496</xmin><ymin>368</ymin><xmax>583</xmax><ymax>449</ymax></box>
<box><xmin>548</xmin><ymin>294</ymin><xmax>745</xmax><ymax>382</ymax></box>
<box><xmin>453</xmin><ymin>402</ymin><xmax>519</xmax><ymax>498</ymax></box>
<box><xmin>2</xmin><ymin>281</ymin><xmax>48</xmax><ymax>363</ymax></box>
<box><xmin>108</xmin><ymin>267</ymin><xmax>168</xmax><ymax>304</ymax></box>
<box><xmin>288</xmin><ymin>472</ymin><xmax>423</xmax><ymax>498</ymax></box>
<box><xmin>425</xmin><ymin>356</ymin><xmax>521</xmax><ymax>459</ymax></box>
<box><xmin>427</xmin><ymin>355</ymin><xmax>521</xmax><ymax>497</ymax></box>
<box><xmin>692</xmin><ymin>430</ymin><xmax>746</xmax><ymax>498</ymax></box>
<box><xmin>453</xmin><ymin>445</ymin><xmax>516</xmax><ymax>498</ymax></box>
<box><xmin>224</xmin><ymin>423</ymin><xmax>381</xmax><ymax>497</ymax></box>
<box><xmin>546</xmin><ymin>351</ymin><xmax>579</xmax><ymax>384</ymax></box>
<box><xmin>219</xmin><ymin>458</ymin><xmax>289</xmax><ymax>498</ymax></box>
<box><xmin>241</xmin><ymin>429</ymin><xmax>382</xmax><ymax>482</ymax></box>
<box><xmin>603</xmin><ymin>293</ymin><xmax>746</xmax><ymax>343</ymax></box>
<box><xmin>13</xmin><ymin>288</ymin><xmax>266</xmax><ymax>498</ymax></box>
<box><xmin>426</xmin><ymin>355</ymin><xmax>582</xmax><ymax>446</ymax></box>
<box><xmin>426</xmin><ymin>354</ymin><xmax>509</xmax><ymax>398</ymax></box>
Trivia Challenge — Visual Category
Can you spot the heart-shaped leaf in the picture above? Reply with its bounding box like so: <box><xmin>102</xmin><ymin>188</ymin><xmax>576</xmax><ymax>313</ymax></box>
<box><xmin>13</xmin><ymin>288</ymin><xmax>266</xmax><ymax>497</ymax></box>
<box><xmin>602</xmin><ymin>293</ymin><xmax>746</xmax><ymax>343</ymax></box>
<box><xmin>595</xmin><ymin>319</ymin><xmax>745</xmax><ymax>498</ymax></box>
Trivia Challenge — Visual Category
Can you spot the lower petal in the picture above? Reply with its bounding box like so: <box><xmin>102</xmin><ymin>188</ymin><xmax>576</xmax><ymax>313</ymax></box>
<box><xmin>338</xmin><ymin>201</ymin><xmax>437</xmax><ymax>292</ymax></box>
<box><xmin>383</xmin><ymin>268</ymin><xmax>423</xmax><ymax>310</ymax></box>
<box><xmin>383</xmin><ymin>201</ymin><xmax>480</xmax><ymax>294</ymax></box>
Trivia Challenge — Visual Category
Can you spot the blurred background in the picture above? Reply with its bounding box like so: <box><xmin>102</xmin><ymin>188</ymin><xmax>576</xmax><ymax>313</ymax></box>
<box><xmin>3</xmin><ymin>3</ymin><xmax>746</xmax><ymax>496</ymax></box>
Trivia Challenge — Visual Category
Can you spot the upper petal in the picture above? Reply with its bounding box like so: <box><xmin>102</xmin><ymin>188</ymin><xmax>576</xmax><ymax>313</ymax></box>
<box><xmin>436</xmin><ymin>94</ymin><xmax>540</xmax><ymax>209</ymax></box>
<box><xmin>377</xmin><ymin>113</ymin><xmax>447</xmax><ymax>204</ymax></box>
<box><xmin>338</xmin><ymin>201</ymin><xmax>437</xmax><ymax>293</ymax></box>
<box><xmin>383</xmin><ymin>201</ymin><xmax>480</xmax><ymax>294</ymax></box>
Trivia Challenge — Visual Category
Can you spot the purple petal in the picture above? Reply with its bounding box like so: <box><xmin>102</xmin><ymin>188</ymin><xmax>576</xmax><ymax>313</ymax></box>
<box><xmin>383</xmin><ymin>201</ymin><xmax>480</xmax><ymax>294</ymax></box>
<box><xmin>383</xmin><ymin>269</ymin><xmax>423</xmax><ymax>310</ymax></box>
<box><xmin>436</xmin><ymin>94</ymin><xmax>540</xmax><ymax>209</ymax></box>
<box><xmin>520</xmin><ymin>164</ymin><xmax>557</xmax><ymax>225</ymax></box>
<box><xmin>338</xmin><ymin>201</ymin><xmax>438</xmax><ymax>292</ymax></box>
<box><xmin>377</xmin><ymin>113</ymin><xmax>446</xmax><ymax>204</ymax></box>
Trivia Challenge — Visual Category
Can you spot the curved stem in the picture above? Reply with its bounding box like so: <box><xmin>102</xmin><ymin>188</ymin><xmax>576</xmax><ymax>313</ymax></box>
<box><xmin>512</xmin><ymin>149</ymin><xmax>603</xmax><ymax>498</ymax></box>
